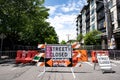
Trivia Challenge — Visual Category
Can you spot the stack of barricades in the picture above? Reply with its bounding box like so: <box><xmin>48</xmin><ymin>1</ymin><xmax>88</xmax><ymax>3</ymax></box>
<box><xmin>72</xmin><ymin>50</ymin><xmax>88</xmax><ymax>67</ymax></box>
<box><xmin>38</xmin><ymin>44</ymin><xmax>46</xmax><ymax>48</ymax></box>
<box><xmin>15</xmin><ymin>50</ymin><xmax>38</xmax><ymax>64</ymax></box>
<box><xmin>72</xmin><ymin>42</ymin><xmax>80</xmax><ymax>49</ymax></box>
<box><xmin>25</xmin><ymin>50</ymin><xmax>38</xmax><ymax>63</ymax></box>
<box><xmin>33</xmin><ymin>53</ymin><xmax>45</xmax><ymax>67</ymax></box>
<box><xmin>91</xmin><ymin>50</ymin><xmax>109</xmax><ymax>63</ymax></box>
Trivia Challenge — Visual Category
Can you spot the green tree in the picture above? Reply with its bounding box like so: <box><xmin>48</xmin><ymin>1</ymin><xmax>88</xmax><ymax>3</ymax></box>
<box><xmin>60</xmin><ymin>40</ymin><xmax>66</xmax><ymax>44</ymax></box>
<box><xmin>44</xmin><ymin>26</ymin><xmax>59</xmax><ymax>44</ymax></box>
<box><xmin>84</xmin><ymin>30</ymin><xmax>102</xmax><ymax>45</ymax></box>
<box><xmin>77</xmin><ymin>33</ymin><xmax>83</xmax><ymax>43</ymax></box>
<box><xmin>0</xmin><ymin>0</ymin><xmax>58</xmax><ymax>49</ymax></box>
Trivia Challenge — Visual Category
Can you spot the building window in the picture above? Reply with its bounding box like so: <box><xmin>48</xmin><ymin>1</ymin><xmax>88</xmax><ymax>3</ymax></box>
<box><xmin>91</xmin><ymin>8</ymin><xmax>94</xmax><ymax>15</ymax></box>
<box><xmin>91</xmin><ymin>23</ymin><xmax>95</xmax><ymax>30</ymax></box>
<box><xmin>109</xmin><ymin>0</ymin><xmax>113</xmax><ymax>7</ymax></box>
<box><xmin>118</xmin><ymin>23</ymin><xmax>120</xmax><ymax>28</ymax></box>
<box><xmin>111</xmin><ymin>11</ymin><xmax>114</xmax><ymax>22</ymax></box>
<box><xmin>91</xmin><ymin>16</ymin><xmax>95</xmax><ymax>22</ymax></box>
<box><xmin>98</xmin><ymin>19</ymin><xmax>105</xmax><ymax>30</ymax></box>
<box><xmin>91</xmin><ymin>0</ymin><xmax>94</xmax><ymax>7</ymax></box>
<box><xmin>118</xmin><ymin>12</ymin><xmax>120</xmax><ymax>21</ymax></box>
<box><xmin>118</xmin><ymin>12</ymin><xmax>120</xmax><ymax>28</ymax></box>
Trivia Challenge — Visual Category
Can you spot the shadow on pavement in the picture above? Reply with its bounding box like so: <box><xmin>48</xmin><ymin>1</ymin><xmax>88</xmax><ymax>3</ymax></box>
<box><xmin>45</xmin><ymin>71</ymin><xmax>92</xmax><ymax>73</ymax></box>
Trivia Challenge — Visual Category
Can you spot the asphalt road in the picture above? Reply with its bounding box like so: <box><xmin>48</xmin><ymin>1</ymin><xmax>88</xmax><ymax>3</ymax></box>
<box><xmin>0</xmin><ymin>61</ymin><xmax>120</xmax><ymax>80</ymax></box>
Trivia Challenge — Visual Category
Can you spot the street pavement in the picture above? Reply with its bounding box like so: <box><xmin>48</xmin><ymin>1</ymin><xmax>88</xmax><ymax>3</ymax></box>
<box><xmin>0</xmin><ymin>60</ymin><xmax>120</xmax><ymax>80</ymax></box>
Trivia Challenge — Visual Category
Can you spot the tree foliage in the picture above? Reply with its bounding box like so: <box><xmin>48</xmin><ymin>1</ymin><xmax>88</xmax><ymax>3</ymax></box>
<box><xmin>0</xmin><ymin>0</ymin><xmax>58</xmax><ymax>49</ymax></box>
<box><xmin>84</xmin><ymin>30</ymin><xmax>102</xmax><ymax>45</ymax></box>
<box><xmin>60</xmin><ymin>40</ymin><xmax>66</xmax><ymax>44</ymax></box>
<box><xmin>77</xmin><ymin>33</ymin><xmax>83</xmax><ymax>42</ymax></box>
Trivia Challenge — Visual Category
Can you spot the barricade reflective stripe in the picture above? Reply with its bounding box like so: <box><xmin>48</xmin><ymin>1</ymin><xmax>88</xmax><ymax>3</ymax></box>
<box><xmin>72</xmin><ymin>50</ymin><xmax>88</xmax><ymax>67</ymax></box>
<box><xmin>38</xmin><ymin>44</ymin><xmax>45</xmax><ymax>48</ymax></box>
<box><xmin>35</xmin><ymin>53</ymin><xmax>45</xmax><ymax>66</ymax></box>
<box><xmin>37</xmin><ymin>62</ymin><xmax>45</xmax><ymax>67</ymax></box>
<box><xmin>72</xmin><ymin>42</ymin><xmax>80</xmax><ymax>49</ymax></box>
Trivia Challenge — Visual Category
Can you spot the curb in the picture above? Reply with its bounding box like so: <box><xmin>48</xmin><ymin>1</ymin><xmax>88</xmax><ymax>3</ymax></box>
<box><xmin>0</xmin><ymin>59</ymin><xmax>12</xmax><ymax>64</ymax></box>
<box><xmin>110</xmin><ymin>60</ymin><xmax>120</xmax><ymax>64</ymax></box>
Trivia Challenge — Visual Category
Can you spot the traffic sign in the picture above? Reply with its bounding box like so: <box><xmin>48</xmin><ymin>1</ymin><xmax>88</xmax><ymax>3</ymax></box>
<box><xmin>97</xmin><ymin>53</ymin><xmax>112</xmax><ymax>73</ymax></box>
<box><xmin>45</xmin><ymin>44</ymin><xmax>72</xmax><ymax>67</ymax></box>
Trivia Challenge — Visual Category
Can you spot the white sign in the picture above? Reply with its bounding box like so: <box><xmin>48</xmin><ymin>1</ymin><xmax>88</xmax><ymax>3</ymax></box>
<box><xmin>97</xmin><ymin>53</ymin><xmax>112</xmax><ymax>71</ymax></box>
<box><xmin>46</xmin><ymin>45</ymin><xmax>72</xmax><ymax>58</ymax></box>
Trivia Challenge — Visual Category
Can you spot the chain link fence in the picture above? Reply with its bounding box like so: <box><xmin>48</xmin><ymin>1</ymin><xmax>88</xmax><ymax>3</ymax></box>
<box><xmin>0</xmin><ymin>45</ymin><xmax>120</xmax><ymax>61</ymax></box>
<box><xmin>80</xmin><ymin>45</ymin><xmax>120</xmax><ymax>60</ymax></box>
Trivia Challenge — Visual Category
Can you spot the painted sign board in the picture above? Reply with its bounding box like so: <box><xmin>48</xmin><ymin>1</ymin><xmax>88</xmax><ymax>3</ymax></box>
<box><xmin>45</xmin><ymin>44</ymin><xmax>72</xmax><ymax>67</ymax></box>
<box><xmin>97</xmin><ymin>53</ymin><xmax>112</xmax><ymax>72</ymax></box>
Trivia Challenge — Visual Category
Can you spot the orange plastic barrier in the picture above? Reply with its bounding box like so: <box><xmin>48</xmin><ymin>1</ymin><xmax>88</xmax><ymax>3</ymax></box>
<box><xmin>16</xmin><ymin>50</ymin><xmax>27</xmax><ymax>64</ymax></box>
<box><xmin>91</xmin><ymin>50</ymin><xmax>109</xmax><ymax>63</ymax></box>
<box><xmin>16</xmin><ymin>50</ymin><xmax>23</xmax><ymax>63</ymax></box>
<box><xmin>24</xmin><ymin>51</ymin><xmax>32</xmax><ymax>63</ymax></box>
<box><xmin>16</xmin><ymin>50</ymin><xmax>38</xmax><ymax>64</ymax></box>
<box><xmin>91</xmin><ymin>51</ymin><xmax>97</xmax><ymax>63</ymax></box>
<box><xmin>25</xmin><ymin>50</ymin><xmax>38</xmax><ymax>63</ymax></box>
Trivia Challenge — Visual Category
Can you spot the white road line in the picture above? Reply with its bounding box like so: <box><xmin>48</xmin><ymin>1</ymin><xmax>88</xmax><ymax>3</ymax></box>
<box><xmin>85</xmin><ymin>62</ymin><xmax>94</xmax><ymax>67</ymax></box>
<box><xmin>37</xmin><ymin>72</ymin><xmax>45</xmax><ymax>77</ymax></box>
<box><xmin>71</xmin><ymin>68</ymin><xmax>76</xmax><ymax>79</ymax></box>
<box><xmin>37</xmin><ymin>67</ymin><xmax>49</xmax><ymax>77</ymax></box>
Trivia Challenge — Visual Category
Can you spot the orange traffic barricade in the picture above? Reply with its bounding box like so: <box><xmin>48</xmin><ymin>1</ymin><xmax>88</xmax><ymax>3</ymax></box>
<box><xmin>91</xmin><ymin>50</ymin><xmax>109</xmax><ymax>63</ymax></box>
<box><xmin>16</xmin><ymin>50</ymin><xmax>23</xmax><ymax>63</ymax></box>
<box><xmin>91</xmin><ymin>51</ymin><xmax>97</xmax><ymax>63</ymax></box>
<box><xmin>16</xmin><ymin>50</ymin><xmax>27</xmax><ymax>64</ymax></box>
<box><xmin>20</xmin><ymin>50</ymin><xmax>27</xmax><ymax>64</ymax></box>
<box><xmin>24</xmin><ymin>50</ymin><xmax>33</xmax><ymax>63</ymax></box>
<box><xmin>24</xmin><ymin>50</ymin><xmax>38</xmax><ymax>63</ymax></box>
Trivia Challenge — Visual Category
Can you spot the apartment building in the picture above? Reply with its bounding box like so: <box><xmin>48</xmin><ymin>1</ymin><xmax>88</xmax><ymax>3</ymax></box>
<box><xmin>96</xmin><ymin>0</ymin><xmax>105</xmax><ymax>32</ymax></box>
<box><xmin>76</xmin><ymin>14</ymin><xmax>82</xmax><ymax>35</ymax></box>
<box><xmin>86</xmin><ymin>4</ymin><xmax>90</xmax><ymax>33</ymax></box>
<box><xmin>89</xmin><ymin>0</ymin><xmax>97</xmax><ymax>31</ymax></box>
<box><xmin>76</xmin><ymin>5</ymin><xmax>88</xmax><ymax>44</ymax></box>
<box><xmin>76</xmin><ymin>0</ymin><xmax>120</xmax><ymax>49</ymax></box>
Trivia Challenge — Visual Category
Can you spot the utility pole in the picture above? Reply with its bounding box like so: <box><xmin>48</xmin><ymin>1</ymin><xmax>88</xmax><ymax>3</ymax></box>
<box><xmin>66</xmin><ymin>34</ymin><xmax>70</xmax><ymax>42</ymax></box>
<box><xmin>103</xmin><ymin>0</ymin><xmax>112</xmax><ymax>49</ymax></box>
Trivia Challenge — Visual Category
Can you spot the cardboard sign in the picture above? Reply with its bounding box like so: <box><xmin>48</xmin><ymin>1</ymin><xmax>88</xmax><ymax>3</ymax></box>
<box><xmin>45</xmin><ymin>44</ymin><xmax>72</xmax><ymax>67</ymax></box>
<box><xmin>97</xmin><ymin>53</ymin><xmax>112</xmax><ymax>71</ymax></box>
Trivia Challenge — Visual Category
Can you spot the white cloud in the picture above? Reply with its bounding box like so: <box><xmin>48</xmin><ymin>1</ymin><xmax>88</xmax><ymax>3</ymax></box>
<box><xmin>61</xmin><ymin>0</ymin><xmax>87</xmax><ymax>12</ymax></box>
<box><xmin>45</xmin><ymin>0</ymin><xmax>87</xmax><ymax>43</ymax></box>
<box><xmin>46</xmin><ymin>5</ymin><xmax>58</xmax><ymax>15</ymax></box>
<box><xmin>47</xmin><ymin>14</ymin><xmax>77</xmax><ymax>42</ymax></box>
<box><xmin>61</xmin><ymin>2</ymin><xmax>77</xmax><ymax>12</ymax></box>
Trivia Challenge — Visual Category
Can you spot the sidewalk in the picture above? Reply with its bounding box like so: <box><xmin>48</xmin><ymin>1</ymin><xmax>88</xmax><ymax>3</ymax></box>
<box><xmin>110</xmin><ymin>60</ymin><xmax>120</xmax><ymax>64</ymax></box>
<box><xmin>0</xmin><ymin>59</ymin><xmax>14</xmax><ymax>64</ymax></box>
<box><xmin>0</xmin><ymin>59</ymin><xmax>9</xmax><ymax>64</ymax></box>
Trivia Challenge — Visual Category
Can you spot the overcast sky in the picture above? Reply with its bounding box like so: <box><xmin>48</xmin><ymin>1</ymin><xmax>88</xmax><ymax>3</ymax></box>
<box><xmin>44</xmin><ymin>0</ymin><xmax>87</xmax><ymax>43</ymax></box>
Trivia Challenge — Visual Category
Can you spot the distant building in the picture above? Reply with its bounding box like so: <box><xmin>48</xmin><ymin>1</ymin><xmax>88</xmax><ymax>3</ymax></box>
<box><xmin>76</xmin><ymin>0</ymin><xmax>120</xmax><ymax>49</ymax></box>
